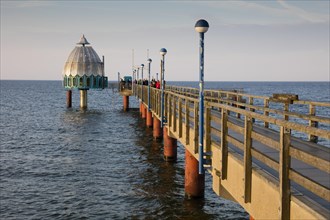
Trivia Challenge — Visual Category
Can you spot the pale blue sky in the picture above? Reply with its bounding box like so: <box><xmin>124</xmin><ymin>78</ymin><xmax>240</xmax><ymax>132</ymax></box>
<box><xmin>1</xmin><ymin>0</ymin><xmax>329</xmax><ymax>81</ymax></box>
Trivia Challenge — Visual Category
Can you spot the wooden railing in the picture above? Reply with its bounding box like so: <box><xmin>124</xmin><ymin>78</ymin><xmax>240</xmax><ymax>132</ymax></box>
<box><xmin>166</xmin><ymin>85</ymin><xmax>330</xmax><ymax>145</ymax></box>
<box><xmin>133</xmin><ymin>84</ymin><xmax>330</xmax><ymax>219</ymax></box>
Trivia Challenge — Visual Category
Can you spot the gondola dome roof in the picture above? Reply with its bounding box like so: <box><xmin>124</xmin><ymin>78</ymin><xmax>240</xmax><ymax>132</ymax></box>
<box><xmin>62</xmin><ymin>35</ymin><xmax>103</xmax><ymax>77</ymax></box>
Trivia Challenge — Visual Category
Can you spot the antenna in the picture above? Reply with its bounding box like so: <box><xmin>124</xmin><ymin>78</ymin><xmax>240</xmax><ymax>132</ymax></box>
<box><xmin>132</xmin><ymin>49</ymin><xmax>134</xmax><ymax>71</ymax></box>
<box><xmin>147</xmin><ymin>49</ymin><xmax>149</xmax><ymax>59</ymax></box>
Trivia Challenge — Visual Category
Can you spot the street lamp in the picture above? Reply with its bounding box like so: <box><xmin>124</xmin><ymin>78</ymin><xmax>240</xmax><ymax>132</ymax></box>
<box><xmin>160</xmin><ymin>48</ymin><xmax>167</xmax><ymax>127</ymax></box>
<box><xmin>195</xmin><ymin>19</ymin><xmax>209</xmax><ymax>175</ymax></box>
<box><xmin>118</xmin><ymin>72</ymin><xmax>120</xmax><ymax>92</ymax></box>
<box><xmin>136</xmin><ymin>67</ymin><xmax>140</xmax><ymax>98</ymax></box>
<box><xmin>147</xmin><ymin>58</ymin><xmax>152</xmax><ymax>111</ymax></box>
<box><xmin>141</xmin><ymin>64</ymin><xmax>144</xmax><ymax>101</ymax></box>
<box><xmin>132</xmin><ymin>69</ymin><xmax>136</xmax><ymax>94</ymax></box>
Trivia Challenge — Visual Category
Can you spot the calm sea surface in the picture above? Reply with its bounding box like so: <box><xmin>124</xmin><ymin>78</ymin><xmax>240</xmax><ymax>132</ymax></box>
<box><xmin>0</xmin><ymin>81</ymin><xmax>329</xmax><ymax>219</ymax></box>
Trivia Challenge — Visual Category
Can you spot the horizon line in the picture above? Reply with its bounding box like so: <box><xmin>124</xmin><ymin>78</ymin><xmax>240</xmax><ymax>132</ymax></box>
<box><xmin>1</xmin><ymin>79</ymin><xmax>329</xmax><ymax>83</ymax></box>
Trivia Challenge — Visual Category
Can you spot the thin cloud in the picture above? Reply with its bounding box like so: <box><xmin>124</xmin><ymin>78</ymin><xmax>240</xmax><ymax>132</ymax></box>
<box><xmin>277</xmin><ymin>0</ymin><xmax>329</xmax><ymax>23</ymax></box>
<box><xmin>1</xmin><ymin>1</ymin><xmax>54</xmax><ymax>8</ymax></box>
<box><xmin>189</xmin><ymin>0</ymin><xmax>329</xmax><ymax>25</ymax></box>
<box><xmin>186</xmin><ymin>1</ymin><xmax>293</xmax><ymax>25</ymax></box>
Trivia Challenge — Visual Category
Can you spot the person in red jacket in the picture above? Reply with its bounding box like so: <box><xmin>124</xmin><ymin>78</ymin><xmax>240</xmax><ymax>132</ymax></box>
<box><xmin>156</xmin><ymin>80</ymin><xmax>160</xmax><ymax>89</ymax></box>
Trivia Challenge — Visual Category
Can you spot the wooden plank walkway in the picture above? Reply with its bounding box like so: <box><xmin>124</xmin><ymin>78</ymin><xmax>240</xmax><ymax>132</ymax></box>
<box><xmin>131</xmin><ymin>84</ymin><xmax>330</xmax><ymax>219</ymax></box>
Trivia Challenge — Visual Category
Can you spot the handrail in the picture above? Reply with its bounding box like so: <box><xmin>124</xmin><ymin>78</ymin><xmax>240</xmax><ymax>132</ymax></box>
<box><xmin>164</xmin><ymin>85</ymin><xmax>330</xmax><ymax>144</ymax></box>
<box><xmin>166</xmin><ymin>85</ymin><xmax>330</xmax><ymax>107</ymax></box>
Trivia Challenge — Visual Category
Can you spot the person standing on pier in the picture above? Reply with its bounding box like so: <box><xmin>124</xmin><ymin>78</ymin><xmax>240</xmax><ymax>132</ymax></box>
<box><xmin>156</xmin><ymin>80</ymin><xmax>160</xmax><ymax>89</ymax></box>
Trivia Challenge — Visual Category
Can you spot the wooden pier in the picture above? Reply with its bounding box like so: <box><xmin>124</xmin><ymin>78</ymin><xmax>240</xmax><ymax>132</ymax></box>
<box><xmin>124</xmin><ymin>84</ymin><xmax>330</xmax><ymax>219</ymax></box>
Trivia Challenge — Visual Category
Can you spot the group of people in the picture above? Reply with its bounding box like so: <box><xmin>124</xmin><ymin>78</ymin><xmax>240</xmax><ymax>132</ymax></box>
<box><xmin>120</xmin><ymin>78</ymin><xmax>132</xmax><ymax>90</ymax></box>
<box><xmin>133</xmin><ymin>78</ymin><xmax>165</xmax><ymax>89</ymax></box>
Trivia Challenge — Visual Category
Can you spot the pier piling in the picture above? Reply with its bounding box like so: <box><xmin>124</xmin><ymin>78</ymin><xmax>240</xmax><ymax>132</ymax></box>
<box><xmin>141</xmin><ymin>104</ymin><xmax>146</xmax><ymax>119</ymax></box>
<box><xmin>123</xmin><ymin>96</ymin><xmax>129</xmax><ymax>111</ymax></box>
<box><xmin>185</xmin><ymin>149</ymin><xmax>205</xmax><ymax>198</ymax></box>
<box><xmin>153</xmin><ymin>117</ymin><xmax>162</xmax><ymax>139</ymax></box>
<box><xmin>146</xmin><ymin>111</ymin><xmax>153</xmax><ymax>127</ymax></box>
<box><xmin>163</xmin><ymin>127</ymin><xmax>177</xmax><ymax>161</ymax></box>
<box><xmin>66</xmin><ymin>90</ymin><xmax>72</xmax><ymax>108</ymax></box>
<box><xmin>80</xmin><ymin>89</ymin><xmax>87</xmax><ymax>109</ymax></box>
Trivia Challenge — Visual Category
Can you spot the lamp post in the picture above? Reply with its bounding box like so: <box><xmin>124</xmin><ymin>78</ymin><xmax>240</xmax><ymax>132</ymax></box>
<box><xmin>195</xmin><ymin>19</ymin><xmax>209</xmax><ymax>175</ymax></box>
<box><xmin>132</xmin><ymin>69</ymin><xmax>136</xmax><ymax>94</ymax></box>
<box><xmin>160</xmin><ymin>48</ymin><xmax>167</xmax><ymax>127</ymax></box>
<box><xmin>137</xmin><ymin>67</ymin><xmax>140</xmax><ymax>98</ymax></box>
<box><xmin>118</xmin><ymin>72</ymin><xmax>120</xmax><ymax>92</ymax></box>
<box><xmin>141</xmin><ymin>64</ymin><xmax>144</xmax><ymax>102</ymax></box>
<box><xmin>156</xmin><ymin>73</ymin><xmax>158</xmax><ymax>81</ymax></box>
<box><xmin>147</xmin><ymin>58</ymin><xmax>152</xmax><ymax>111</ymax></box>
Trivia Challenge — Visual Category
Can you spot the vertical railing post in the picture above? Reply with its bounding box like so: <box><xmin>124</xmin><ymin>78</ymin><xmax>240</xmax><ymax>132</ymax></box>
<box><xmin>194</xmin><ymin>101</ymin><xmax>199</xmax><ymax>154</ymax></box>
<box><xmin>248</xmin><ymin>97</ymin><xmax>255</xmax><ymax>122</ymax></box>
<box><xmin>173</xmin><ymin>97</ymin><xmax>177</xmax><ymax>132</ymax></box>
<box><xmin>165</xmin><ymin>93</ymin><xmax>168</xmax><ymax>124</ymax></box>
<box><xmin>309</xmin><ymin>104</ymin><xmax>318</xmax><ymax>143</ymax></box>
<box><xmin>154</xmin><ymin>89</ymin><xmax>157</xmax><ymax>115</ymax></box>
<box><xmin>158</xmin><ymin>90</ymin><xmax>160</xmax><ymax>115</ymax></box>
<box><xmin>236</xmin><ymin>93</ymin><xmax>241</xmax><ymax>119</ymax></box>
<box><xmin>169</xmin><ymin>95</ymin><xmax>173</xmax><ymax>128</ymax></box>
<box><xmin>244</xmin><ymin>116</ymin><xmax>252</xmax><ymax>203</ymax></box>
<box><xmin>264</xmin><ymin>99</ymin><xmax>269</xmax><ymax>128</ymax></box>
<box><xmin>205</xmin><ymin>104</ymin><xmax>211</xmax><ymax>153</ymax></box>
<box><xmin>284</xmin><ymin>102</ymin><xmax>289</xmax><ymax>121</ymax></box>
<box><xmin>178</xmin><ymin>98</ymin><xmax>182</xmax><ymax>138</ymax></box>
<box><xmin>279</xmin><ymin>126</ymin><xmax>291</xmax><ymax>219</ymax></box>
<box><xmin>185</xmin><ymin>100</ymin><xmax>190</xmax><ymax>145</ymax></box>
<box><xmin>204</xmin><ymin>104</ymin><xmax>211</xmax><ymax>168</ymax></box>
<box><xmin>221</xmin><ymin>108</ymin><xmax>228</xmax><ymax>180</ymax></box>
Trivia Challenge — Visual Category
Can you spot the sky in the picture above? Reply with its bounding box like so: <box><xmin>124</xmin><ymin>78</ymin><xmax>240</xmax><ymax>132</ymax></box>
<box><xmin>1</xmin><ymin>0</ymin><xmax>329</xmax><ymax>81</ymax></box>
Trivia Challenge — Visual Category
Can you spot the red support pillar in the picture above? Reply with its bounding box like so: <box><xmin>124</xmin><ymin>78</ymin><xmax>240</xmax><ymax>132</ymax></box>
<box><xmin>66</xmin><ymin>90</ymin><xmax>72</xmax><ymax>108</ymax></box>
<box><xmin>141</xmin><ymin>104</ymin><xmax>146</xmax><ymax>119</ymax></box>
<box><xmin>185</xmin><ymin>149</ymin><xmax>205</xmax><ymax>198</ymax></box>
<box><xmin>139</xmin><ymin>102</ymin><xmax>143</xmax><ymax>115</ymax></box>
<box><xmin>146</xmin><ymin>111</ymin><xmax>153</xmax><ymax>127</ymax></box>
<box><xmin>123</xmin><ymin>96</ymin><xmax>129</xmax><ymax>111</ymax></box>
<box><xmin>163</xmin><ymin>127</ymin><xmax>177</xmax><ymax>161</ymax></box>
<box><xmin>153</xmin><ymin>117</ymin><xmax>162</xmax><ymax>139</ymax></box>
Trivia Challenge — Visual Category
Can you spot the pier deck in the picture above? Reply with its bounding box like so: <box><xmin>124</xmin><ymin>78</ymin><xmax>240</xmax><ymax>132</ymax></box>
<box><xmin>129</xmin><ymin>84</ymin><xmax>329</xmax><ymax>219</ymax></box>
